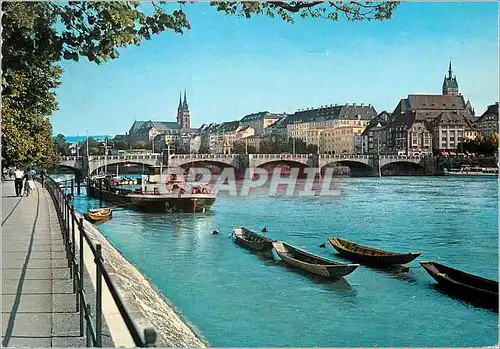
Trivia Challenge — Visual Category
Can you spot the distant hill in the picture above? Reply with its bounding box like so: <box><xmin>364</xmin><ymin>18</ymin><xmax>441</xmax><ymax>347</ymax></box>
<box><xmin>64</xmin><ymin>135</ymin><xmax>112</xmax><ymax>144</ymax></box>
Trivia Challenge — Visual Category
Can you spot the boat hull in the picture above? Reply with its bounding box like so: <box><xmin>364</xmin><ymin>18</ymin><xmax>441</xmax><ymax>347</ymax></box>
<box><xmin>420</xmin><ymin>261</ymin><xmax>498</xmax><ymax>311</ymax></box>
<box><xmin>328</xmin><ymin>237</ymin><xmax>420</xmax><ymax>266</ymax></box>
<box><xmin>88</xmin><ymin>185</ymin><xmax>215</xmax><ymax>213</ymax></box>
<box><xmin>273</xmin><ymin>242</ymin><xmax>358</xmax><ymax>278</ymax></box>
<box><xmin>233</xmin><ymin>227</ymin><xmax>275</xmax><ymax>252</ymax></box>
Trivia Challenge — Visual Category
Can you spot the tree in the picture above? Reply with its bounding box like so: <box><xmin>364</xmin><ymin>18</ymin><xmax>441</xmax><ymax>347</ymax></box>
<box><xmin>53</xmin><ymin>134</ymin><xmax>71</xmax><ymax>156</ymax></box>
<box><xmin>113</xmin><ymin>140</ymin><xmax>128</xmax><ymax>150</ymax></box>
<box><xmin>2</xmin><ymin>1</ymin><xmax>398</xmax><ymax>168</ymax></box>
<box><xmin>232</xmin><ymin>141</ymin><xmax>247</xmax><ymax>154</ymax></box>
<box><xmin>260</xmin><ymin>139</ymin><xmax>279</xmax><ymax>154</ymax></box>
<box><xmin>134</xmin><ymin>141</ymin><xmax>149</xmax><ymax>150</ymax></box>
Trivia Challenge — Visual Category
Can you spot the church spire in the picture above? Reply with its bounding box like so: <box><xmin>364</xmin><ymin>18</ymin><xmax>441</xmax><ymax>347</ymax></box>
<box><xmin>178</xmin><ymin>92</ymin><xmax>182</xmax><ymax>109</ymax></box>
<box><xmin>183</xmin><ymin>90</ymin><xmax>188</xmax><ymax>108</ymax></box>
<box><xmin>448</xmin><ymin>60</ymin><xmax>453</xmax><ymax>78</ymax></box>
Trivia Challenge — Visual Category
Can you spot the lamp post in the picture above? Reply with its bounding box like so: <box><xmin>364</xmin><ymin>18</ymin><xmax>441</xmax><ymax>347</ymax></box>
<box><xmin>377</xmin><ymin>137</ymin><xmax>381</xmax><ymax>177</ymax></box>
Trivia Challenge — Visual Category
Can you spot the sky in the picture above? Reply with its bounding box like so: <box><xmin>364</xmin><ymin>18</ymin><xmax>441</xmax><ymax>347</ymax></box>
<box><xmin>51</xmin><ymin>2</ymin><xmax>499</xmax><ymax>137</ymax></box>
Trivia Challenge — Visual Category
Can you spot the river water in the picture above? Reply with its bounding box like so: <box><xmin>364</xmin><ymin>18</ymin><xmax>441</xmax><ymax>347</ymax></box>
<box><xmin>60</xmin><ymin>175</ymin><xmax>498</xmax><ymax>347</ymax></box>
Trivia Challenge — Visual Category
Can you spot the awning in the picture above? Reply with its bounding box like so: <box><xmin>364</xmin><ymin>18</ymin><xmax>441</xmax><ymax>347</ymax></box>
<box><xmin>441</xmin><ymin>152</ymin><xmax>449</xmax><ymax>156</ymax></box>
<box><xmin>449</xmin><ymin>152</ymin><xmax>456</xmax><ymax>156</ymax></box>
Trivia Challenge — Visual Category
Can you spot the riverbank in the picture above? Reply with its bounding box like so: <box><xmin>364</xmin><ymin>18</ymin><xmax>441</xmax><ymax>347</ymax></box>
<box><xmin>78</xmin><ymin>213</ymin><xmax>207</xmax><ymax>347</ymax></box>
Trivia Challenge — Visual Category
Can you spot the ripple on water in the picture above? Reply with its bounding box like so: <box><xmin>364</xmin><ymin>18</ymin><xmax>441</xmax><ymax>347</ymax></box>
<box><xmin>66</xmin><ymin>176</ymin><xmax>498</xmax><ymax>347</ymax></box>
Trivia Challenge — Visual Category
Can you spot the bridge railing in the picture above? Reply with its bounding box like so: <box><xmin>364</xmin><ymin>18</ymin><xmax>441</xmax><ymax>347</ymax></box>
<box><xmin>61</xmin><ymin>156</ymin><xmax>82</xmax><ymax>161</ymax></box>
<box><xmin>89</xmin><ymin>155</ymin><xmax>162</xmax><ymax>161</ymax></box>
<box><xmin>170</xmin><ymin>154</ymin><xmax>237</xmax><ymax>159</ymax></box>
<box><xmin>43</xmin><ymin>177</ymin><xmax>157</xmax><ymax>347</ymax></box>
<box><xmin>252</xmin><ymin>154</ymin><xmax>310</xmax><ymax>159</ymax></box>
<box><xmin>319</xmin><ymin>154</ymin><xmax>371</xmax><ymax>160</ymax></box>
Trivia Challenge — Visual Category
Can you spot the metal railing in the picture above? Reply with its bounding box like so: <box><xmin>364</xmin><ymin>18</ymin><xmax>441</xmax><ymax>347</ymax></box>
<box><xmin>43</xmin><ymin>177</ymin><xmax>157</xmax><ymax>347</ymax></box>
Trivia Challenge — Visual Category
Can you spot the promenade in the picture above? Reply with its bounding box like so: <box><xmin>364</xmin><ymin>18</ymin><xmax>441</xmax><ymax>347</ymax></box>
<box><xmin>1</xmin><ymin>180</ymin><xmax>112</xmax><ymax>347</ymax></box>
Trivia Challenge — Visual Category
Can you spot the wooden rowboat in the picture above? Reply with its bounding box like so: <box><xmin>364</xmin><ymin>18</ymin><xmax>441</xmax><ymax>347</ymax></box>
<box><xmin>328</xmin><ymin>237</ymin><xmax>421</xmax><ymax>265</ymax></box>
<box><xmin>84</xmin><ymin>208</ymin><xmax>112</xmax><ymax>223</ymax></box>
<box><xmin>272</xmin><ymin>241</ymin><xmax>359</xmax><ymax>278</ymax></box>
<box><xmin>420</xmin><ymin>261</ymin><xmax>498</xmax><ymax>310</ymax></box>
<box><xmin>232</xmin><ymin>227</ymin><xmax>275</xmax><ymax>252</ymax></box>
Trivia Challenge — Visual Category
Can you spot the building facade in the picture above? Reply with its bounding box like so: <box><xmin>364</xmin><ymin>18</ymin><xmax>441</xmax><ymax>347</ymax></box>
<box><xmin>474</xmin><ymin>102</ymin><xmax>499</xmax><ymax>137</ymax></box>
<box><xmin>430</xmin><ymin>111</ymin><xmax>478</xmax><ymax>153</ymax></box>
<box><xmin>239</xmin><ymin>111</ymin><xmax>283</xmax><ymax>136</ymax></box>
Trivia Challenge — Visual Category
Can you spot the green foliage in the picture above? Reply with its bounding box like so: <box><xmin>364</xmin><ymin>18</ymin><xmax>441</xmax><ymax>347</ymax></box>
<box><xmin>113</xmin><ymin>140</ymin><xmax>128</xmax><ymax>150</ymax></box>
<box><xmin>210</xmin><ymin>2</ymin><xmax>399</xmax><ymax>23</ymax></box>
<box><xmin>134</xmin><ymin>140</ymin><xmax>149</xmax><ymax>150</ymax></box>
<box><xmin>232</xmin><ymin>141</ymin><xmax>247</xmax><ymax>154</ymax></box>
<box><xmin>53</xmin><ymin>134</ymin><xmax>71</xmax><ymax>156</ymax></box>
<box><xmin>459</xmin><ymin>135</ymin><xmax>499</xmax><ymax>156</ymax></box>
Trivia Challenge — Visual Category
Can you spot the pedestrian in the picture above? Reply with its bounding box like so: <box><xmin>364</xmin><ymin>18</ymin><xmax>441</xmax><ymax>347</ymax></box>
<box><xmin>13</xmin><ymin>168</ymin><xmax>24</xmax><ymax>196</ymax></box>
<box><xmin>23</xmin><ymin>168</ymin><xmax>36</xmax><ymax>197</ymax></box>
<box><xmin>40</xmin><ymin>169</ymin><xmax>47</xmax><ymax>187</ymax></box>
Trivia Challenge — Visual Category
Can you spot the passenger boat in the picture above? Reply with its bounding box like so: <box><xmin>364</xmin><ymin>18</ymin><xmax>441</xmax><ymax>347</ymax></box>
<box><xmin>420</xmin><ymin>261</ymin><xmax>498</xmax><ymax>310</ymax></box>
<box><xmin>88</xmin><ymin>174</ymin><xmax>216</xmax><ymax>214</ymax></box>
<box><xmin>328</xmin><ymin>237</ymin><xmax>421</xmax><ymax>265</ymax></box>
<box><xmin>232</xmin><ymin>227</ymin><xmax>276</xmax><ymax>252</ymax></box>
<box><xmin>272</xmin><ymin>241</ymin><xmax>359</xmax><ymax>278</ymax></box>
<box><xmin>444</xmin><ymin>166</ymin><xmax>498</xmax><ymax>176</ymax></box>
<box><xmin>84</xmin><ymin>208</ymin><xmax>113</xmax><ymax>223</ymax></box>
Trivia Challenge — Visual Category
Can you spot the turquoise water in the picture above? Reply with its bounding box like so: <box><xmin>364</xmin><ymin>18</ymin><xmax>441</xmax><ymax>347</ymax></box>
<box><xmin>65</xmin><ymin>176</ymin><xmax>498</xmax><ymax>347</ymax></box>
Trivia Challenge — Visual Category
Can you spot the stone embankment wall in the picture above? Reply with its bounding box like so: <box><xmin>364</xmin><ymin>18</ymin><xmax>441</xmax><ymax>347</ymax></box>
<box><xmin>79</xmin><ymin>216</ymin><xmax>207</xmax><ymax>347</ymax></box>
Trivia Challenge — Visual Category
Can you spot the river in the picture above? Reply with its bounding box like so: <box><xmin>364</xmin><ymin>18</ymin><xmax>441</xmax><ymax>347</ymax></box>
<box><xmin>57</xmin><ymin>175</ymin><xmax>498</xmax><ymax>347</ymax></box>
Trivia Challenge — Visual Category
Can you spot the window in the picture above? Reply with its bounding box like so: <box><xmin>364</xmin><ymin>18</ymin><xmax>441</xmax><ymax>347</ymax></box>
<box><xmin>441</xmin><ymin>137</ymin><xmax>447</xmax><ymax>141</ymax></box>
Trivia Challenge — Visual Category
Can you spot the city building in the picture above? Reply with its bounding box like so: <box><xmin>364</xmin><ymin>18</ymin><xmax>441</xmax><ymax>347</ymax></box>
<box><xmin>391</xmin><ymin>111</ymin><xmax>433</xmax><ymax>156</ymax></box>
<box><xmin>360</xmin><ymin>112</ymin><xmax>393</xmax><ymax>154</ymax></box>
<box><xmin>239</xmin><ymin>111</ymin><xmax>284</xmax><ymax>136</ymax></box>
<box><xmin>153</xmin><ymin>129</ymin><xmax>181</xmax><ymax>153</ymax></box>
<box><xmin>320</xmin><ymin>125</ymin><xmax>366</xmax><ymax>154</ymax></box>
<box><xmin>128</xmin><ymin>120</ymin><xmax>181</xmax><ymax>149</ymax></box>
<box><xmin>474</xmin><ymin>102</ymin><xmax>499</xmax><ymax>137</ymax></box>
<box><xmin>387</xmin><ymin>62</ymin><xmax>477</xmax><ymax>155</ymax></box>
<box><xmin>430</xmin><ymin>110</ymin><xmax>478</xmax><ymax>153</ymax></box>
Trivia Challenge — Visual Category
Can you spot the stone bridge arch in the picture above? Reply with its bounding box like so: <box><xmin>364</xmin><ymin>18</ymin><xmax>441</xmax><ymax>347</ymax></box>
<box><xmin>249</xmin><ymin>154</ymin><xmax>312</xmax><ymax>168</ymax></box>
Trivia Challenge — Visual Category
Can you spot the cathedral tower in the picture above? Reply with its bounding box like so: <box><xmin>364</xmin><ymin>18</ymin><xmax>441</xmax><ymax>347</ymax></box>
<box><xmin>442</xmin><ymin>61</ymin><xmax>459</xmax><ymax>96</ymax></box>
<box><xmin>177</xmin><ymin>90</ymin><xmax>191</xmax><ymax>129</ymax></box>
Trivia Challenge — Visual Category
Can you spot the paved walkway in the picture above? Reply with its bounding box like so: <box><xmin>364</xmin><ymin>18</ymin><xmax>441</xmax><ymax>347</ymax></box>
<box><xmin>2</xmin><ymin>180</ymin><xmax>87</xmax><ymax>347</ymax></box>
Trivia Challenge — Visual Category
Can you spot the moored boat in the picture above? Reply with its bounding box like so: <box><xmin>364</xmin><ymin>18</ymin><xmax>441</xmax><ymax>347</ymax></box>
<box><xmin>328</xmin><ymin>237</ymin><xmax>421</xmax><ymax>265</ymax></box>
<box><xmin>420</xmin><ymin>261</ymin><xmax>498</xmax><ymax>310</ymax></box>
<box><xmin>232</xmin><ymin>227</ymin><xmax>275</xmax><ymax>252</ymax></box>
<box><xmin>84</xmin><ymin>207</ymin><xmax>112</xmax><ymax>223</ymax></box>
<box><xmin>88</xmin><ymin>176</ymin><xmax>216</xmax><ymax>213</ymax></box>
<box><xmin>272</xmin><ymin>241</ymin><xmax>359</xmax><ymax>278</ymax></box>
<box><xmin>444</xmin><ymin>166</ymin><xmax>498</xmax><ymax>176</ymax></box>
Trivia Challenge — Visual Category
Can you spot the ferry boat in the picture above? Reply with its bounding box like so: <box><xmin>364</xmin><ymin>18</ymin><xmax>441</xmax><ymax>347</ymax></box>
<box><xmin>444</xmin><ymin>166</ymin><xmax>499</xmax><ymax>176</ymax></box>
<box><xmin>87</xmin><ymin>174</ymin><xmax>216</xmax><ymax>213</ymax></box>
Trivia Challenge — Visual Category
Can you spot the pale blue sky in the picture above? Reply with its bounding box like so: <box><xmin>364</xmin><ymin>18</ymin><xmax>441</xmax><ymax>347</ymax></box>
<box><xmin>51</xmin><ymin>2</ymin><xmax>499</xmax><ymax>137</ymax></box>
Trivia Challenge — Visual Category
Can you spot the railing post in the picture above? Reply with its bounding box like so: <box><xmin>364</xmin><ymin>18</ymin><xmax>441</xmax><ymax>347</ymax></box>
<box><xmin>95</xmin><ymin>244</ymin><xmax>103</xmax><ymax>347</ymax></box>
<box><xmin>71</xmin><ymin>205</ymin><xmax>76</xmax><ymax>293</ymax></box>
<box><xmin>144</xmin><ymin>328</ymin><xmax>157</xmax><ymax>347</ymax></box>
<box><xmin>86</xmin><ymin>304</ymin><xmax>92</xmax><ymax>347</ymax></box>
<box><xmin>79</xmin><ymin>217</ymin><xmax>85</xmax><ymax>337</ymax></box>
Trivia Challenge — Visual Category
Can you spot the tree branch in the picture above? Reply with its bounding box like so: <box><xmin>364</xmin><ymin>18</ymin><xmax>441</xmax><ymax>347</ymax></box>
<box><xmin>269</xmin><ymin>1</ymin><xmax>323</xmax><ymax>13</ymax></box>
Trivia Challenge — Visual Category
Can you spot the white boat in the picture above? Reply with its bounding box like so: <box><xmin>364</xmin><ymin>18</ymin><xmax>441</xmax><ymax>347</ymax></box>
<box><xmin>444</xmin><ymin>166</ymin><xmax>498</xmax><ymax>176</ymax></box>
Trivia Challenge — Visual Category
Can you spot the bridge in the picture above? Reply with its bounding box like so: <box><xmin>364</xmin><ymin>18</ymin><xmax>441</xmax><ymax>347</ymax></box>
<box><xmin>59</xmin><ymin>153</ymin><xmax>432</xmax><ymax>177</ymax></box>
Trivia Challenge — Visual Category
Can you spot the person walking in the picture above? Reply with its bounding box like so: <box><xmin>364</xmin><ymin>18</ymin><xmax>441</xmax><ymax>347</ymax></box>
<box><xmin>14</xmin><ymin>168</ymin><xmax>24</xmax><ymax>196</ymax></box>
<box><xmin>23</xmin><ymin>168</ymin><xmax>36</xmax><ymax>197</ymax></box>
<box><xmin>40</xmin><ymin>169</ymin><xmax>47</xmax><ymax>187</ymax></box>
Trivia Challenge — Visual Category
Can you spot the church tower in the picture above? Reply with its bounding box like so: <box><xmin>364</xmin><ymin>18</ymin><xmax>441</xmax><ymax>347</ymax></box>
<box><xmin>177</xmin><ymin>90</ymin><xmax>191</xmax><ymax>129</ymax></box>
<box><xmin>442</xmin><ymin>61</ymin><xmax>459</xmax><ymax>96</ymax></box>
